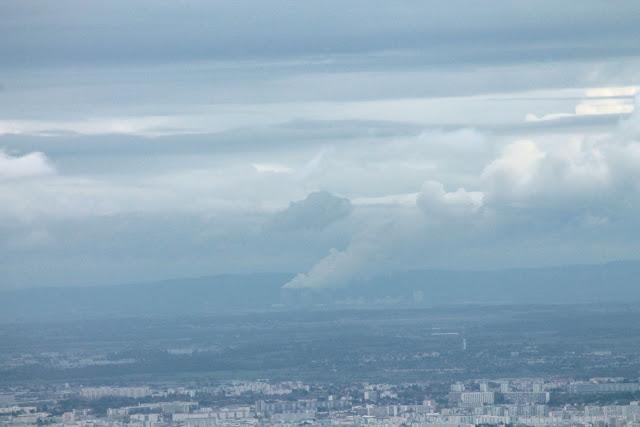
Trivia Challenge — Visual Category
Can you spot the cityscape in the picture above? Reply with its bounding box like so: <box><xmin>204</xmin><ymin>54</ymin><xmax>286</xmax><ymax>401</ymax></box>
<box><xmin>4</xmin><ymin>375</ymin><xmax>640</xmax><ymax>426</ymax></box>
<box><xmin>3</xmin><ymin>305</ymin><xmax>640</xmax><ymax>426</ymax></box>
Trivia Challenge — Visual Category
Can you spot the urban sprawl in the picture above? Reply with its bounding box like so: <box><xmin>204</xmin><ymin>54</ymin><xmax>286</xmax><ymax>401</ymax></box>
<box><xmin>3</xmin><ymin>378</ymin><xmax>640</xmax><ymax>426</ymax></box>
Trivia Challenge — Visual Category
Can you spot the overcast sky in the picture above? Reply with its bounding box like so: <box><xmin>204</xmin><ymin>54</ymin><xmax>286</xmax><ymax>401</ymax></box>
<box><xmin>2</xmin><ymin>1</ymin><xmax>640</xmax><ymax>289</ymax></box>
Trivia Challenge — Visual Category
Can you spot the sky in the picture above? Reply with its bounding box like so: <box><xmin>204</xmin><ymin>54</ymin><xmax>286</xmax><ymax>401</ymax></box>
<box><xmin>1</xmin><ymin>1</ymin><xmax>640</xmax><ymax>289</ymax></box>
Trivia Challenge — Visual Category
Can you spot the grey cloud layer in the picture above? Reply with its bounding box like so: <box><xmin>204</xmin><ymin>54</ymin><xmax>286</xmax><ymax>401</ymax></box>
<box><xmin>3</xmin><ymin>1</ymin><xmax>640</xmax><ymax>66</ymax></box>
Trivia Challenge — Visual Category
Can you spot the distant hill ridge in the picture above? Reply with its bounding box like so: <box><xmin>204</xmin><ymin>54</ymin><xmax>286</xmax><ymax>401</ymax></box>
<box><xmin>1</xmin><ymin>260</ymin><xmax>639</xmax><ymax>322</ymax></box>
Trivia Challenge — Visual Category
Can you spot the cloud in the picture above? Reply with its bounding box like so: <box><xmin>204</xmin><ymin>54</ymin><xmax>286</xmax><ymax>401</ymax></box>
<box><xmin>282</xmin><ymin>181</ymin><xmax>487</xmax><ymax>290</ymax></box>
<box><xmin>4</xmin><ymin>1</ymin><xmax>640</xmax><ymax>290</ymax></box>
<box><xmin>0</xmin><ymin>116</ymin><xmax>234</xmax><ymax>138</ymax></box>
<box><xmin>0</xmin><ymin>150</ymin><xmax>55</xmax><ymax>179</ymax></box>
<box><xmin>284</xmin><ymin>100</ymin><xmax>640</xmax><ymax>290</ymax></box>
<box><xmin>417</xmin><ymin>180</ymin><xmax>484</xmax><ymax>219</ymax></box>
<box><xmin>271</xmin><ymin>191</ymin><xmax>352</xmax><ymax>231</ymax></box>
<box><xmin>585</xmin><ymin>86</ymin><xmax>638</xmax><ymax>98</ymax></box>
<box><xmin>4</xmin><ymin>1</ymin><xmax>640</xmax><ymax>68</ymax></box>
<box><xmin>252</xmin><ymin>163</ymin><xmax>294</xmax><ymax>174</ymax></box>
<box><xmin>481</xmin><ymin>138</ymin><xmax>613</xmax><ymax>214</ymax></box>
<box><xmin>525</xmin><ymin>99</ymin><xmax>634</xmax><ymax>123</ymax></box>
<box><xmin>485</xmin><ymin>103</ymin><xmax>640</xmax><ymax>218</ymax></box>
<box><xmin>352</xmin><ymin>192</ymin><xmax>418</xmax><ymax>207</ymax></box>
<box><xmin>481</xmin><ymin>140</ymin><xmax>547</xmax><ymax>200</ymax></box>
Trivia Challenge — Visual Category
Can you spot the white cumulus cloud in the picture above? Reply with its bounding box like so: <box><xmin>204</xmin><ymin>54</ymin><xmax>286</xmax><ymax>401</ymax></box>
<box><xmin>0</xmin><ymin>151</ymin><xmax>55</xmax><ymax>179</ymax></box>
<box><xmin>417</xmin><ymin>180</ymin><xmax>484</xmax><ymax>219</ymax></box>
<box><xmin>271</xmin><ymin>191</ymin><xmax>352</xmax><ymax>231</ymax></box>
